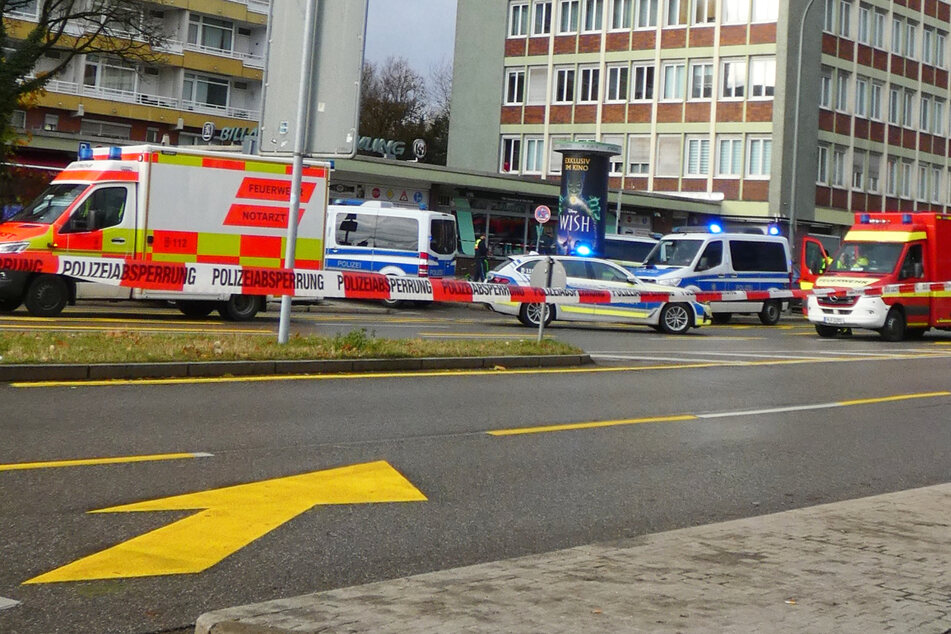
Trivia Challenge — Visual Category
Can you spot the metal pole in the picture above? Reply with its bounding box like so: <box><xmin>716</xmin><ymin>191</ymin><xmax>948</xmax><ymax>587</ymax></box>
<box><xmin>278</xmin><ymin>0</ymin><xmax>318</xmax><ymax>344</ymax></box>
<box><xmin>788</xmin><ymin>0</ymin><xmax>818</xmax><ymax>261</ymax></box>
<box><xmin>537</xmin><ymin>256</ymin><xmax>553</xmax><ymax>343</ymax></box>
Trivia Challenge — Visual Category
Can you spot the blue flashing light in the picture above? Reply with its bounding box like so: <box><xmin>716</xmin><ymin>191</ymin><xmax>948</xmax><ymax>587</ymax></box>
<box><xmin>902</xmin><ymin>213</ymin><xmax>913</xmax><ymax>224</ymax></box>
<box><xmin>709</xmin><ymin>222</ymin><xmax>723</xmax><ymax>234</ymax></box>
<box><xmin>574</xmin><ymin>244</ymin><xmax>592</xmax><ymax>257</ymax></box>
<box><xmin>859</xmin><ymin>213</ymin><xmax>870</xmax><ymax>223</ymax></box>
<box><xmin>108</xmin><ymin>146</ymin><xmax>122</xmax><ymax>160</ymax></box>
<box><xmin>331</xmin><ymin>198</ymin><xmax>364</xmax><ymax>206</ymax></box>
<box><xmin>77</xmin><ymin>145</ymin><xmax>93</xmax><ymax>161</ymax></box>
<box><xmin>767</xmin><ymin>225</ymin><xmax>780</xmax><ymax>236</ymax></box>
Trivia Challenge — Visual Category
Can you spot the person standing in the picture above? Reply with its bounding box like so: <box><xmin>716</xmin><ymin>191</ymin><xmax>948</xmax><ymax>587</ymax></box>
<box><xmin>474</xmin><ymin>233</ymin><xmax>488</xmax><ymax>282</ymax></box>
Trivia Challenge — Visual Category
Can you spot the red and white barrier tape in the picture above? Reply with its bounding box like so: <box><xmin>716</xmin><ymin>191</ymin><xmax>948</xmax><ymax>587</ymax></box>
<box><xmin>0</xmin><ymin>254</ymin><xmax>946</xmax><ymax>305</ymax></box>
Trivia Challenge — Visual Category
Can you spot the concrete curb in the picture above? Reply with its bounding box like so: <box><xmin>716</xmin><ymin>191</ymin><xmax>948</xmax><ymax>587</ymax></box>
<box><xmin>0</xmin><ymin>354</ymin><xmax>593</xmax><ymax>383</ymax></box>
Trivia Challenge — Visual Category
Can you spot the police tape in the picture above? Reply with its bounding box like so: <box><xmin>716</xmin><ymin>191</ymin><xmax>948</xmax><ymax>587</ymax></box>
<box><xmin>1</xmin><ymin>253</ymin><xmax>948</xmax><ymax>305</ymax></box>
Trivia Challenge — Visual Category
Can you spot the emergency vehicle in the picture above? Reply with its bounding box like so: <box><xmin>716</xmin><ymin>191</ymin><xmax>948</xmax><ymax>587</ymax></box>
<box><xmin>806</xmin><ymin>212</ymin><xmax>951</xmax><ymax>340</ymax></box>
<box><xmin>0</xmin><ymin>145</ymin><xmax>329</xmax><ymax>319</ymax></box>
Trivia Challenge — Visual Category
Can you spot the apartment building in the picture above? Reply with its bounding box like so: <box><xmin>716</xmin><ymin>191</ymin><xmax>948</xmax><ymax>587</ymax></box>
<box><xmin>5</xmin><ymin>0</ymin><xmax>268</xmax><ymax>170</ymax></box>
<box><xmin>448</xmin><ymin>0</ymin><xmax>951</xmax><ymax>235</ymax></box>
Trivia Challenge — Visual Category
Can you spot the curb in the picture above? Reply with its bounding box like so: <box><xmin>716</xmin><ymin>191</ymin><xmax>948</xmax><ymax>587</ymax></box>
<box><xmin>0</xmin><ymin>355</ymin><xmax>593</xmax><ymax>383</ymax></box>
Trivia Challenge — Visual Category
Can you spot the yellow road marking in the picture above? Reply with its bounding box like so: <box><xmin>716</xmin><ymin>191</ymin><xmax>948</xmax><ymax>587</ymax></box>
<box><xmin>488</xmin><ymin>414</ymin><xmax>697</xmax><ymax>436</ymax></box>
<box><xmin>0</xmin><ymin>452</ymin><xmax>211</xmax><ymax>472</ymax></box>
<box><xmin>837</xmin><ymin>391</ymin><xmax>951</xmax><ymax>406</ymax></box>
<box><xmin>24</xmin><ymin>461</ymin><xmax>425</xmax><ymax>583</ymax></box>
<box><xmin>0</xmin><ymin>324</ymin><xmax>265</xmax><ymax>334</ymax></box>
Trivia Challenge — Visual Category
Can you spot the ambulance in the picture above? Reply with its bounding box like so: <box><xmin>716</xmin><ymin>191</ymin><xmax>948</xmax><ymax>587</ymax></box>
<box><xmin>0</xmin><ymin>145</ymin><xmax>328</xmax><ymax>319</ymax></box>
<box><xmin>806</xmin><ymin>212</ymin><xmax>951</xmax><ymax>340</ymax></box>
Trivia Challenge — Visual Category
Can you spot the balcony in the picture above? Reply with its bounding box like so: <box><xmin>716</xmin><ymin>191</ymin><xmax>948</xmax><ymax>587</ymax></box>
<box><xmin>180</xmin><ymin>41</ymin><xmax>265</xmax><ymax>69</ymax></box>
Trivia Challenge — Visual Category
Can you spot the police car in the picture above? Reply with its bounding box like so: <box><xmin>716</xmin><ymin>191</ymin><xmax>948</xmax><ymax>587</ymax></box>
<box><xmin>485</xmin><ymin>255</ymin><xmax>709</xmax><ymax>334</ymax></box>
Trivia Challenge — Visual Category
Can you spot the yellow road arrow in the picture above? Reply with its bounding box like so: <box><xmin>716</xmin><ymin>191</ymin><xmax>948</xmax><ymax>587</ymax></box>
<box><xmin>25</xmin><ymin>461</ymin><xmax>426</xmax><ymax>584</ymax></box>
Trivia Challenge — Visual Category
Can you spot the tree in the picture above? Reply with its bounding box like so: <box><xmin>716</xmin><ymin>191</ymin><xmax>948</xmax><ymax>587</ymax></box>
<box><xmin>0</xmin><ymin>0</ymin><xmax>168</xmax><ymax>203</ymax></box>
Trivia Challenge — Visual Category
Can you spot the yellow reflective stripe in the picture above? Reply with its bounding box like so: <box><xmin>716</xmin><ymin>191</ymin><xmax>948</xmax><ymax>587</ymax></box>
<box><xmin>240</xmin><ymin>256</ymin><xmax>281</xmax><ymax>268</ymax></box>
<box><xmin>100</xmin><ymin>229</ymin><xmax>136</xmax><ymax>254</ymax></box>
<box><xmin>560</xmin><ymin>305</ymin><xmax>599</xmax><ymax>317</ymax></box>
<box><xmin>198</xmin><ymin>233</ymin><xmax>241</xmax><ymax>257</ymax></box>
<box><xmin>155</xmin><ymin>153</ymin><xmax>203</xmax><ymax>167</ymax></box>
<box><xmin>243</xmin><ymin>160</ymin><xmax>287</xmax><ymax>175</ymax></box>
<box><xmin>295</xmin><ymin>238</ymin><xmax>323</xmax><ymax>261</ymax></box>
<box><xmin>150</xmin><ymin>253</ymin><xmax>196</xmax><ymax>263</ymax></box>
<box><xmin>844</xmin><ymin>230</ymin><xmax>927</xmax><ymax>242</ymax></box>
<box><xmin>598</xmin><ymin>307</ymin><xmax>651</xmax><ymax>318</ymax></box>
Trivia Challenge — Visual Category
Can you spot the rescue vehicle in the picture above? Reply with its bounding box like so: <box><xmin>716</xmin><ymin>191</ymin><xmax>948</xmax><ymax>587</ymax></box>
<box><xmin>806</xmin><ymin>212</ymin><xmax>951</xmax><ymax>340</ymax></box>
<box><xmin>0</xmin><ymin>145</ymin><xmax>329</xmax><ymax>320</ymax></box>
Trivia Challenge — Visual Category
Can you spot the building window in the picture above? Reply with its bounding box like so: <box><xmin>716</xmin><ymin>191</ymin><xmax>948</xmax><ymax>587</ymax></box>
<box><xmin>524</xmin><ymin>137</ymin><xmax>545</xmax><ymax>173</ymax></box>
<box><xmin>501</xmin><ymin>137</ymin><xmax>521</xmax><ymax>172</ymax></box>
<box><xmin>684</xmin><ymin>136</ymin><xmax>710</xmax><ymax>176</ymax></box>
<box><xmin>749</xmin><ymin>57</ymin><xmax>775</xmax><ymax>98</ymax></box>
<box><xmin>870</xmin><ymin>82</ymin><xmax>883</xmax><ymax>120</ymax></box>
<box><xmin>80</xmin><ymin>119</ymin><xmax>132</xmax><ymax>139</ymax></box>
<box><xmin>43</xmin><ymin>113</ymin><xmax>59</xmax><ymax>132</ymax></box>
<box><xmin>533</xmin><ymin>1</ymin><xmax>553</xmax><ymax>34</ymax></box>
<box><xmin>84</xmin><ymin>54</ymin><xmax>137</xmax><ymax>94</ymax></box>
<box><xmin>666</xmin><ymin>0</ymin><xmax>688</xmax><ymax>25</ymax></box>
<box><xmin>817</xmin><ymin>145</ymin><xmax>829</xmax><ymax>184</ymax></box>
<box><xmin>837</xmin><ymin>0</ymin><xmax>851</xmax><ymax>38</ymax></box>
<box><xmin>920</xmin><ymin>95</ymin><xmax>931</xmax><ymax>133</ymax></box>
<box><xmin>854</xmin><ymin>76</ymin><xmax>868</xmax><ymax>118</ymax></box>
<box><xmin>902</xmin><ymin>89</ymin><xmax>915</xmax><ymax>128</ymax></box>
<box><xmin>578</xmin><ymin>67</ymin><xmax>600</xmax><ymax>102</ymax></box>
<box><xmin>583</xmin><ymin>0</ymin><xmax>603</xmax><ymax>31</ymax></box>
<box><xmin>632</xmin><ymin>64</ymin><xmax>655</xmax><ymax>101</ymax></box>
<box><xmin>602</xmin><ymin>134</ymin><xmax>624</xmax><ymax>174</ymax></box>
<box><xmin>689</xmin><ymin>61</ymin><xmax>713</xmax><ymax>100</ymax></box>
<box><xmin>554</xmin><ymin>67</ymin><xmax>575</xmax><ymax>102</ymax></box>
<box><xmin>692</xmin><ymin>0</ymin><xmax>715</xmax><ymax>25</ymax></box>
<box><xmin>917</xmin><ymin>164</ymin><xmax>928</xmax><ymax>201</ymax></box>
<box><xmin>747</xmin><ymin>137</ymin><xmax>772</xmax><ymax>177</ymax></box>
<box><xmin>611</xmin><ymin>0</ymin><xmax>632</xmax><ymax>29</ymax></box>
<box><xmin>627</xmin><ymin>135</ymin><xmax>651</xmax><ymax>174</ymax></box>
<box><xmin>722</xmin><ymin>0</ymin><xmax>747</xmax><ymax>24</ymax></box>
<box><xmin>933</xmin><ymin>98</ymin><xmax>945</xmax><ymax>136</ymax></box>
<box><xmin>835</xmin><ymin>71</ymin><xmax>850</xmax><ymax>112</ymax></box>
<box><xmin>11</xmin><ymin>109</ymin><xmax>26</xmax><ymax>129</ymax></box>
<box><xmin>635</xmin><ymin>0</ymin><xmax>658</xmax><ymax>27</ymax></box>
<box><xmin>886</xmin><ymin>158</ymin><xmax>897</xmax><ymax>196</ymax></box>
<box><xmin>527</xmin><ymin>66</ymin><xmax>549</xmax><ymax>104</ymax></box>
<box><xmin>182</xmin><ymin>72</ymin><xmax>229</xmax><ymax>109</ymax></box>
<box><xmin>655</xmin><ymin>135</ymin><xmax>681</xmax><ymax>177</ymax></box>
<box><xmin>892</xmin><ymin>18</ymin><xmax>902</xmax><ymax>55</ymax></box>
<box><xmin>868</xmin><ymin>152</ymin><xmax>882</xmax><ymax>193</ymax></box>
<box><xmin>857</xmin><ymin>3</ymin><xmax>870</xmax><ymax>44</ymax></box>
<box><xmin>716</xmin><ymin>137</ymin><xmax>742</xmax><ymax>177</ymax></box>
<box><xmin>831</xmin><ymin>146</ymin><xmax>846</xmax><ymax>187</ymax></box>
<box><xmin>720</xmin><ymin>59</ymin><xmax>746</xmax><ymax>99</ymax></box>
<box><xmin>146</xmin><ymin>127</ymin><xmax>159</xmax><ymax>143</ymax></box>
<box><xmin>852</xmin><ymin>149</ymin><xmax>865</xmax><ymax>190</ymax></box>
<box><xmin>905</xmin><ymin>21</ymin><xmax>918</xmax><ymax>59</ymax></box>
<box><xmin>751</xmin><ymin>0</ymin><xmax>777</xmax><ymax>22</ymax></box>
<box><xmin>505</xmin><ymin>69</ymin><xmax>525</xmax><ymax>104</ymax></box>
<box><xmin>661</xmin><ymin>62</ymin><xmax>685</xmax><ymax>100</ymax></box>
<box><xmin>937</xmin><ymin>31</ymin><xmax>947</xmax><ymax>68</ymax></box>
<box><xmin>559</xmin><ymin>0</ymin><xmax>580</xmax><ymax>32</ymax></box>
<box><xmin>900</xmin><ymin>161</ymin><xmax>912</xmax><ymax>198</ymax></box>
<box><xmin>606</xmin><ymin>65</ymin><xmax>629</xmax><ymax>101</ymax></box>
<box><xmin>819</xmin><ymin>66</ymin><xmax>833</xmax><ymax>108</ymax></box>
<box><xmin>888</xmin><ymin>87</ymin><xmax>900</xmax><ymax>124</ymax></box>
<box><xmin>932</xmin><ymin>166</ymin><xmax>943</xmax><ymax>202</ymax></box>
<box><xmin>823</xmin><ymin>0</ymin><xmax>835</xmax><ymax>33</ymax></box>
<box><xmin>548</xmin><ymin>135</ymin><xmax>569</xmax><ymax>173</ymax></box>
<box><xmin>510</xmin><ymin>2</ymin><xmax>530</xmax><ymax>36</ymax></box>
<box><xmin>188</xmin><ymin>14</ymin><xmax>234</xmax><ymax>52</ymax></box>
<box><xmin>923</xmin><ymin>27</ymin><xmax>935</xmax><ymax>65</ymax></box>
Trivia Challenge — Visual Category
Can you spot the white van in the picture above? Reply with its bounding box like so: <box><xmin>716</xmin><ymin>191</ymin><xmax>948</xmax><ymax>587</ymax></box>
<box><xmin>603</xmin><ymin>234</ymin><xmax>658</xmax><ymax>270</ymax></box>
<box><xmin>324</xmin><ymin>201</ymin><xmax>457</xmax><ymax>279</ymax></box>
<box><xmin>632</xmin><ymin>230</ymin><xmax>791</xmax><ymax>325</ymax></box>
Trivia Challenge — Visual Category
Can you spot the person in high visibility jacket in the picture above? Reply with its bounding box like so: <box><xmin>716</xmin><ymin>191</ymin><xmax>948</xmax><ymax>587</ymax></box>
<box><xmin>474</xmin><ymin>234</ymin><xmax>489</xmax><ymax>282</ymax></box>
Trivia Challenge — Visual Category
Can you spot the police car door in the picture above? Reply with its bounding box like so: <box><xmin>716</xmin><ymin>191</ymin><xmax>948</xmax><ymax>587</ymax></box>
<box><xmin>558</xmin><ymin>258</ymin><xmax>603</xmax><ymax>322</ymax></box>
<box><xmin>57</xmin><ymin>184</ymin><xmax>136</xmax><ymax>299</ymax></box>
<box><xmin>586</xmin><ymin>259</ymin><xmax>648</xmax><ymax>324</ymax></box>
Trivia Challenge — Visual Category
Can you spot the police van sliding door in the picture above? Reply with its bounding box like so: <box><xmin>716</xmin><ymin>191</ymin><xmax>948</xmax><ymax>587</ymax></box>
<box><xmin>56</xmin><ymin>184</ymin><xmax>136</xmax><ymax>299</ymax></box>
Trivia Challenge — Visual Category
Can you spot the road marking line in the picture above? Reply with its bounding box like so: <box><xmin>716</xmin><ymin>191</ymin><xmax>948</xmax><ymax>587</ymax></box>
<box><xmin>591</xmin><ymin>354</ymin><xmax>752</xmax><ymax>364</ymax></box>
<box><xmin>0</xmin><ymin>452</ymin><xmax>213</xmax><ymax>472</ymax></box>
<box><xmin>837</xmin><ymin>391</ymin><xmax>951</xmax><ymax>406</ymax></box>
<box><xmin>0</xmin><ymin>596</ymin><xmax>20</xmax><ymax>610</ymax></box>
<box><xmin>488</xmin><ymin>414</ymin><xmax>697</xmax><ymax>436</ymax></box>
<box><xmin>0</xmin><ymin>324</ymin><xmax>265</xmax><ymax>334</ymax></box>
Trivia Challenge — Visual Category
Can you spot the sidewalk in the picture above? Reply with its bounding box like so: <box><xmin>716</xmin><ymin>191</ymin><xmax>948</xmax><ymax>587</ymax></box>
<box><xmin>196</xmin><ymin>484</ymin><xmax>951</xmax><ymax>633</ymax></box>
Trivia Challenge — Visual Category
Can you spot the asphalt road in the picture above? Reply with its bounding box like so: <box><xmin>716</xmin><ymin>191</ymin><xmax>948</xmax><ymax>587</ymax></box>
<box><xmin>1</xmin><ymin>303</ymin><xmax>950</xmax><ymax>633</ymax></box>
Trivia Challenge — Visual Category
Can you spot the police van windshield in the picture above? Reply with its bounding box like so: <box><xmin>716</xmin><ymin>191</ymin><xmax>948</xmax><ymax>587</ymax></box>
<box><xmin>643</xmin><ymin>238</ymin><xmax>703</xmax><ymax>267</ymax></box>
<box><xmin>5</xmin><ymin>183</ymin><xmax>87</xmax><ymax>225</ymax></box>
<box><xmin>430</xmin><ymin>218</ymin><xmax>457</xmax><ymax>255</ymax></box>
<box><xmin>827</xmin><ymin>242</ymin><xmax>904</xmax><ymax>274</ymax></box>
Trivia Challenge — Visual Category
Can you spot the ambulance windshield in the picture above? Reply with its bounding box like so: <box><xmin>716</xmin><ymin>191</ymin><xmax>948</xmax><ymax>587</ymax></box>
<box><xmin>827</xmin><ymin>242</ymin><xmax>904</xmax><ymax>275</ymax></box>
<box><xmin>642</xmin><ymin>238</ymin><xmax>703</xmax><ymax>268</ymax></box>
<box><xmin>6</xmin><ymin>184</ymin><xmax>88</xmax><ymax>225</ymax></box>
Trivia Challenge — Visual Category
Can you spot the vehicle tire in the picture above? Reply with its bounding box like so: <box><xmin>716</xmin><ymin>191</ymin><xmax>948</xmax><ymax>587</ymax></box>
<box><xmin>24</xmin><ymin>275</ymin><xmax>68</xmax><ymax>317</ymax></box>
<box><xmin>0</xmin><ymin>295</ymin><xmax>22</xmax><ymax>313</ymax></box>
<box><xmin>879</xmin><ymin>307</ymin><xmax>906</xmax><ymax>342</ymax></box>
<box><xmin>176</xmin><ymin>300</ymin><xmax>216</xmax><ymax>318</ymax></box>
<box><xmin>519</xmin><ymin>302</ymin><xmax>553</xmax><ymax>327</ymax></box>
<box><xmin>659</xmin><ymin>302</ymin><xmax>692</xmax><ymax>335</ymax></box>
<box><xmin>711</xmin><ymin>312</ymin><xmax>732</xmax><ymax>324</ymax></box>
<box><xmin>218</xmin><ymin>294</ymin><xmax>262</xmax><ymax>321</ymax></box>
<box><xmin>815</xmin><ymin>324</ymin><xmax>839</xmax><ymax>338</ymax></box>
<box><xmin>758</xmin><ymin>300</ymin><xmax>782</xmax><ymax>325</ymax></box>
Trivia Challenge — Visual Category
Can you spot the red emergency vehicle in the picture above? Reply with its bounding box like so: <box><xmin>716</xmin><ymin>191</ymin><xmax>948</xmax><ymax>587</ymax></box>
<box><xmin>806</xmin><ymin>212</ymin><xmax>951</xmax><ymax>340</ymax></box>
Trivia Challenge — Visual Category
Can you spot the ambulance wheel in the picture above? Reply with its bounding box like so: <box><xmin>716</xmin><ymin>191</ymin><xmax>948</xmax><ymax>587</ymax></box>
<box><xmin>815</xmin><ymin>324</ymin><xmax>838</xmax><ymax>338</ymax></box>
<box><xmin>24</xmin><ymin>275</ymin><xmax>68</xmax><ymax>317</ymax></box>
<box><xmin>218</xmin><ymin>295</ymin><xmax>262</xmax><ymax>321</ymax></box>
<box><xmin>0</xmin><ymin>295</ymin><xmax>22</xmax><ymax>313</ymax></box>
<box><xmin>177</xmin><ymin>300</ymin><xmax>215</xmax><ymax>318</ymax></box>
<box><xmin>519</xmin><ymin>302</ymin><xmax>553</xmax><ymax>327</ymax></box>
<box><xmin>758</xmin><ymin>300</ymin><xmax>782</xmax><ymax>325</ymax></box>
<box><xmin>711</xmin><ymin>313</ymin><xmax>732</xmax><ymax>324</ymax></box>
<box><xmin>879</xmin><ymin>308</ymin><xmax>906</xmax><ymax>342</ymax></box>
<box><xmin>659</xmin><ymin>303</ymin><xmax>692</xmax><ymax>335</ymax></box>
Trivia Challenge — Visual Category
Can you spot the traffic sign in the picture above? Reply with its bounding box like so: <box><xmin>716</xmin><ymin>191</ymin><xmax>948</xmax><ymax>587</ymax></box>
<box><xmin>534</xmin><ymin>205</ymin><xmax>552</xmax><ymax>223</ymax></box>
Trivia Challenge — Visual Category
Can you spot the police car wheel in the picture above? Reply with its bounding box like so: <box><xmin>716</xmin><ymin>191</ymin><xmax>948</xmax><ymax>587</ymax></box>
<box><xmin>520</xmin><ymin>302</ymin><xmax>553</xmax><ymax>327</ymax></box>
<box><xmin>879</xmin><ymin>308</ymin><xmax>906</xmax><ymax>342</ymax></box>
<box><xmin>758</xmin><ymin>300</ymin><xmax>782</xmax><ymax>325</ymax></box>
<box><xmin>0</xmin><ymin>295</ymin><xmax>22</xmax><ymax>313</ymax></box>
<box><xmin>24</xmin><ymin>275</ymin><xmax>68</xmax><ymax>317</ymax></box>
<box><xmin>815</xmin><ymin>324</ymin><xmax>838</xmax><ymax>338</ymax></box>
<box><xmin>218</xmin><ymin>295</ymin><xmax>261</xmax><ymax>321</ymax></box>
<box><xmin>177</xmin><ymin>300</ymin><xmax>216</xmax><ymax>318</ymax></box>
<box><xmin>659</xmin><ymin>303</ymin><xmax>692</xmax><ymax>335</ymax></box>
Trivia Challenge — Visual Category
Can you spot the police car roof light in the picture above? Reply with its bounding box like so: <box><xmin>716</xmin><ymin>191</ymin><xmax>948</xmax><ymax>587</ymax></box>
<box><xmin>574</xmin><ymin>244</ymin><xmax>592</xmax><ymax>256</ymax></box>
<box><xmin>767</xmin><ymin>225</ymin><xmax>780</xmax><ymax>235</ymax></box>
<box><xmin>709</xmin><ymin>223</ymin><xmax>723</xmax><ymax>234</ymax></box>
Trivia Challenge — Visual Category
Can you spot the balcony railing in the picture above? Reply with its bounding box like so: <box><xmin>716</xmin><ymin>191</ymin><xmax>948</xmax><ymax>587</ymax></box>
<box><xmin>180</xmin><ymin>42</ymin><xmax>265</xmax><ymax>69</ymax></box>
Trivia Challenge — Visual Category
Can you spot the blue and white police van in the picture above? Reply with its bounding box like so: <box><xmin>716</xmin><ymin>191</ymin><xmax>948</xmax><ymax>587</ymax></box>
<box><xmin>632</xmin><ymin>226</ymin><xmax>791</xmax><ymax>325</ymax></box>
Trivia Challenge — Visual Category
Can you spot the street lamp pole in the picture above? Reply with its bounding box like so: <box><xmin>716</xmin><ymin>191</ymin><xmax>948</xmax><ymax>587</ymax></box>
<box><xmin>788</xmin><ymin>0</ymin><xmax>819</xmax><ymax>256</ymax></box>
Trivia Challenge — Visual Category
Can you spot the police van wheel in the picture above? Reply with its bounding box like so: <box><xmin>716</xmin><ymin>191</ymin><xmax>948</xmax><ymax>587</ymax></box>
<box><xmin>711</xmin><ymin>313</ymin><xmax>732</xmax><ymax>325</ymax></box>
<box><xmin>815</xmin><ymin>324</ymin><xmax>838</xmax><ymax>338</ymax></box>
<box><xmin>758</xmin><ymin>300</ymin><xmax>782</xmax><ymax>325</ymax></box>
<box><xmin>24</xmin><ymin>275</ymin><xmax>68</xmax><ymax>317</ymax></box>
<box><xmin>520</xmin><ymin>303</ymin><xmax>553</xmax><ymax>327</ymax></box>
<box><xmin>879</xmin><ymin>308</ymin><xmax>906</xmax><ymax>342</ymax></box>
<box><xmin>0</xmin><ymin>295</ymin><xmax>22</xmax><ymax>313</ymax></box>
<box><xmin>659</xmin><ymin>303</ymin><xmax>692</xmax><ymax>335</ymax></box>
<box><xmin>218</xmin><ymin>295</ymin><xmax>262</xmax><ymax>321</ymax></box>
<box><xmin>177</xmin><ymin>300</ymin><xmax>216</xmax><ymax>318</ymax></box>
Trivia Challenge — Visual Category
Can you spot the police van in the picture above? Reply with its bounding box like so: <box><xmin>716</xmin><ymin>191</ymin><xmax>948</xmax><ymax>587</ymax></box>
<box><xmin>603</xmin><ymin>234</ymin><xmax>658</xmax><ymax>270</ymax></box>
<box><xmin>632</xmin><ymin>227</ymin><xmax>791</xmax><ymax>324</ymax></box>
<box><xmin>324</xmin><ymin>201</ymin><xmax>457</xmax><ymax>304</ymax></box>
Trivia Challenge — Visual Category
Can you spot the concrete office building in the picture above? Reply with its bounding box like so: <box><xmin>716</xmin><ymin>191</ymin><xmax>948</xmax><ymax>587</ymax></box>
<box><xmin>448</xmin><ymin>0</ymin><xmax>951</xmax><ymax>236</ymax></box>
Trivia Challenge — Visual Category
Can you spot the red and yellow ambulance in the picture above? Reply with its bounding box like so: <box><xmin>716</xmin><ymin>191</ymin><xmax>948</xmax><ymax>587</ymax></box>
<box><xmin>0</xmin><ymin>145</ymin><xmax>328</xmax><ymax>319</ymax></box>
<box><xmin>806</xmin><ymin>212</ymin><xmax>951</xmax><ymax>340</ymax></box>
